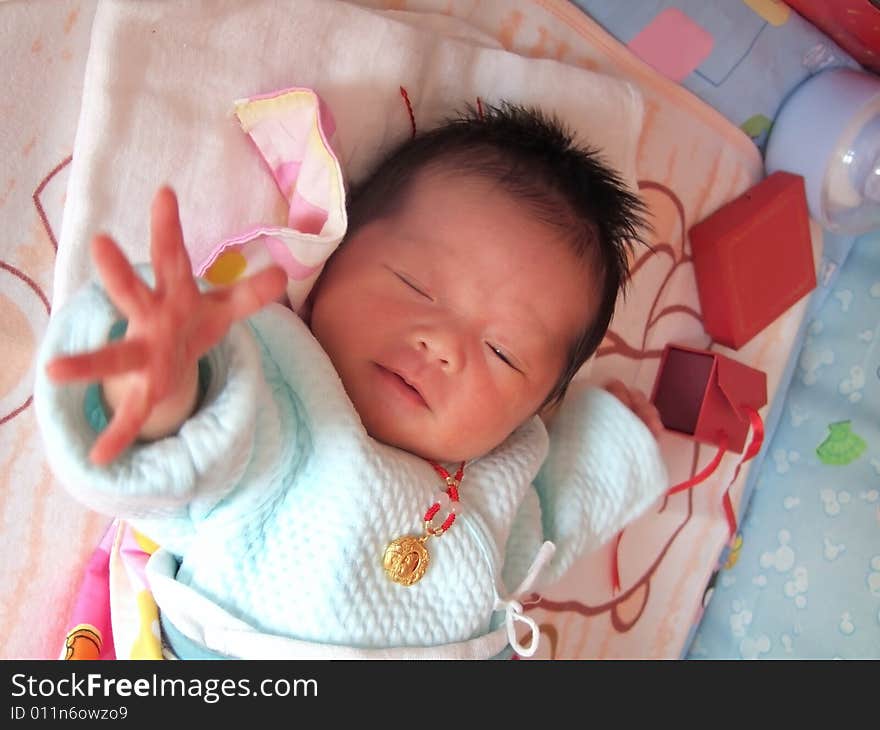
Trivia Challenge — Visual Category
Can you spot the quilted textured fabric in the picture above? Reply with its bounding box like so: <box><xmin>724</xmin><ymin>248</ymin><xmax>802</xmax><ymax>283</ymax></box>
<box><xmin>35</xmin><ymin>279</ymin><xmax>667</xmax><ymax>655</ymax></box>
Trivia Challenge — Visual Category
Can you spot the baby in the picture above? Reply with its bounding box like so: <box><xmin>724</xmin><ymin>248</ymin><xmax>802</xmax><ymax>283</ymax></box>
<box><xmin>36</xmin><ymin>104</ymin><xmax>667</xmax><ymax>659</ymax></box>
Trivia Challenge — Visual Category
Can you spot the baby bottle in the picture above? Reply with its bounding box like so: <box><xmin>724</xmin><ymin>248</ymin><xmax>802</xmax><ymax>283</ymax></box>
<box><xmin>765</xmin><ymin>67</ymin><xmax>880</xmax><ymax>234</ymax></box>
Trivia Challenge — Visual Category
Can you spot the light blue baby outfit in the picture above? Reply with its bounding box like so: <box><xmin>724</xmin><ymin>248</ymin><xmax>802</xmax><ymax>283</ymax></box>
<box><xmin>35</xmin><ymin>277</ymin><xmax>668</xmax><ymax>659</ymax></box>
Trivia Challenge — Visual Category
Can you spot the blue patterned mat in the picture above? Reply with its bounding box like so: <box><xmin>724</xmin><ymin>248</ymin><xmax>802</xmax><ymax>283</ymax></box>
<box><xmin>689</xmin><ymin>231</ymin><xmax>880</xmax><ymax>659</ymax></box>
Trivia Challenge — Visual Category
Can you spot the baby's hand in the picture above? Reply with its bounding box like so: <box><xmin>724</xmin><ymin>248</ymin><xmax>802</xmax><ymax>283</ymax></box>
<box><xmin>603</xmin><ymin>379</ymin><xmax>664</xmax><ymax>438</ymax></box>
<box><xmin>46</xmin><ymin>186</ymin><xmax>287</xmax><ymax>465</ymax></box>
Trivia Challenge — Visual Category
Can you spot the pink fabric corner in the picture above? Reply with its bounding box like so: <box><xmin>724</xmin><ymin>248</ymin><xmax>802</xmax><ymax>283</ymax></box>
<box><xmin>274</xmin><ymin>161</ymin><xmax>303</xmax><ymax>198</ymax></box>
<box><xmin>627</xmin><ymin>8</ymin><xmax>714</xmax><ymax>83</ymax></box>
<box><xmin>264</xmin><ymin>235</ymin><xmax>323</xmax><ymax>280</ymax></box>
<box><xmin>288</xmin><ymin>189</ymin><xmax>329</xmax><ymax>235</ymax></box>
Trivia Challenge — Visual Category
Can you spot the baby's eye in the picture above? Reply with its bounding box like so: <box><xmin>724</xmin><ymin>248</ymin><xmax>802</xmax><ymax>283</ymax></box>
<box><xmin>395</xmin><ymin>272</ymin><xmax>432</xmax><ymax>300</ymax></box>
<box><xmin>487</xmin><ymin>343</ymin><xmax>517</xmax><ymax>370</ymax></box>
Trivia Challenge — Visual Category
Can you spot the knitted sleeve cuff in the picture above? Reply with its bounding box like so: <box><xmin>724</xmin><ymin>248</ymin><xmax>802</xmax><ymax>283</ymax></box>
<box><xmin>34</xmin><ymin>273</ymin><xmax>263</xmax><ymax>523</ymax></box>
<box><xmin>533</xmin><ymin>386</ymin><xmax>669</xmax><ymax>585</ymax></box>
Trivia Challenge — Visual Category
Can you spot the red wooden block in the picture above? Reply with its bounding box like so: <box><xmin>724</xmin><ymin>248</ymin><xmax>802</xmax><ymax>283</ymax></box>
<box><xmin>650</xmin><ymin>344</ymin><xmax>767</xmax><ymax>453</ymax></box>
<box><xmin>689</xmin><ymin>171</ymin><xmax>816</xmax><ymax>350</ymax></box>
<box><xmin>785</xmin><ymin>0</ymin><xmax>880</xmax><ymax>74</ymax></box>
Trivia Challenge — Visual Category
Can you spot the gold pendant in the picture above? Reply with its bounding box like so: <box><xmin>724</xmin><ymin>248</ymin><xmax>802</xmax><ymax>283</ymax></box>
<box><xmin>383</xmin><ymin>535</ymin><xmax>430</xmax><ymax>586</ymax></box>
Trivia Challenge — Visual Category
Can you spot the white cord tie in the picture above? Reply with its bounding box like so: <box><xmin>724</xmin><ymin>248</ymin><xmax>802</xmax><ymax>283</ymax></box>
<box><xmin>492</xmin><ymin>540</ymin><xmax>555</xmax><ymax>658</ymax></box>
<box><xmin>497</xmin><ymin>598</ymin><xmax>540</xmax><ymax>657</ymax></box>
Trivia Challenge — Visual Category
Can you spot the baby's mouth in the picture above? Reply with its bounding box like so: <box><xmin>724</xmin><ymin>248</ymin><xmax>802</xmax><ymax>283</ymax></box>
<box><xmin>394</xmin><ymin>370</ymin><xmax>429</xmax><ymax>407</ymax></box>
<box><xmin>375</xmin><ymin>363</ymin><xmax>430</xmax><ymax>409</ymax></box>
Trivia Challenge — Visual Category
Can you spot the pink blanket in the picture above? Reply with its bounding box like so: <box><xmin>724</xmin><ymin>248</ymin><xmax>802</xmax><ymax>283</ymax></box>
<box><xmin>1</xmin><ymin>0</ymin><xmax>817</xmax><ymax>660</ymax></box>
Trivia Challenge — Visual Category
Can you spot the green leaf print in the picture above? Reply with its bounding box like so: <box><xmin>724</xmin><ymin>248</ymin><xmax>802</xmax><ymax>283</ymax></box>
<box><xmin>740</xmin><ymin>114</ymin><xmax>772</xmax><ymax>140</ymax></box>
<box><xmin>816</xmin><ymin>421</ymin><xmax>867</xmax><ymax>466</ymax></box>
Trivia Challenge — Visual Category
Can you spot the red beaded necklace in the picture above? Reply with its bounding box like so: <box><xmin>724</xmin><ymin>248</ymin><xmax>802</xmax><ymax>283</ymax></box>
<box><xmin>382</xmin><ymin>460</ymin><xmax>466</xmax><ymax>586</ymax></box>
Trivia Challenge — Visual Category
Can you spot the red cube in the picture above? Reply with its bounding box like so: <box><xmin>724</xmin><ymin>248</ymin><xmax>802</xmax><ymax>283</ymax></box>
<box><xmin>650</xmin><ymin>344</ymin><xmax>767</xmax><ymax>453</ymax></box>
<box><xmin>689</xmin><ymin>171</ymin><xmax>816</xmax><ymax>350</ymax></box>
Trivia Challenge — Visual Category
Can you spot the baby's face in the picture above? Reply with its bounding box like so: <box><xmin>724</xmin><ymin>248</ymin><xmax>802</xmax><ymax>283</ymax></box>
<box><xmin>309</xmin><ymin>169</ymin><xmax>594</xmax><ymax>462</ymax></box>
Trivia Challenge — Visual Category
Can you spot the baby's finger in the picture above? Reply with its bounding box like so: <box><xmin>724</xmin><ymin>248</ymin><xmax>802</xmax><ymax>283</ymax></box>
<box><xmin>603</xmin><ymin>378</ymin><xmax>634</xmax><ymax>410</ymax></box>
<box><xmin>45</xmin><ymin>339</ymin><xmax>148</xmax><ymax>383</ymax></box>
<box><xmin>92</xmin><ymin>234</ymin><xmax>153</xmax><ymax>319</ymax></box>
<box><xmin>640</xmin><ymin>405</ymin><xmax>662</xmax><ymax>431</ymax></box>
<box><xmin>184</xmin><ymin>266</ymin><xmax>286</xmax><ymax>362</ymax></box>
<box><xmin>636</xmin><ymin>401</ymin><xmax>664</xmax><ymax>437</ymax></box>
<box><xmin>150</xmin><ymin>187</ymin><xmax>196</xmax><ymax>296</ymax></box>
<box><xmin>212</xmin><ymin>265</ymin><xmax>287</xmax><ymax>323</ymax></box>
<box><xmin>89</xmin><ymin>383</ymin><xmax>150</xmax><ymax>466</ymax></box>
<box><xmin>628</xmin><ymin>388</ymin><xmax>652</xmax><ymax>411</ymax></box>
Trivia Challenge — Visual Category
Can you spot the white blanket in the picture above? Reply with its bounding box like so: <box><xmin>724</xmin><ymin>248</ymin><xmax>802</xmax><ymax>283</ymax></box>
<box><xmin>55</xmin><ymin>0</ymin><xmax>644</xmax><ymax>308</ymax></box>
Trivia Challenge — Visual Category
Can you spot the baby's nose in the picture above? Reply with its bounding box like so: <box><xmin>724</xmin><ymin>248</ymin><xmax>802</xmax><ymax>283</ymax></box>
<box><xmin>415</xmin><ymin>329</ymin><xmax>463</xmax><ymax>372</ymax></box>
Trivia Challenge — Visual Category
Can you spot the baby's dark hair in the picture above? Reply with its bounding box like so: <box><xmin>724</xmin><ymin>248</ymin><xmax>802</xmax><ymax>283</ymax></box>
<box><xmin>346</xmin><ymin>101</ymin><xmax>650</xmax><ymax>407</ymax></box>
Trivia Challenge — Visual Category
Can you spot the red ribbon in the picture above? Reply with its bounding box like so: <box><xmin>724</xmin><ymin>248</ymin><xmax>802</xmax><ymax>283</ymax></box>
<box><xmin>667</xmin><ymin>436</ymin><xmax>728</xmax><ymax>495</ymax></box>
<box><xmin>611</xmin><ymin>406</ymin><xmax>765</xmax><ymax>593</ymax></box>
<box><xmin>399</xmin><ymin>86</ymin><xmax>417</xmax><ymax>139</ymax></box>
<box><xmin>720</xmin><ymin>406</ymin><xmax>764</xmax><ymax>538</ymax></box>
<box><xmin>611</xmin><ymin>531</ymin><xmax>624</xmax><ymax>592</ymax></box>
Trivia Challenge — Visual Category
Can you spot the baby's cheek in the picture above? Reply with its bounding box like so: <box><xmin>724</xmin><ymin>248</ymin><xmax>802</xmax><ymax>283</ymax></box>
<box><xmin>459</xmin><ymin>386</ymin><xmax>520</xmax><ymax>445</ymax></box>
